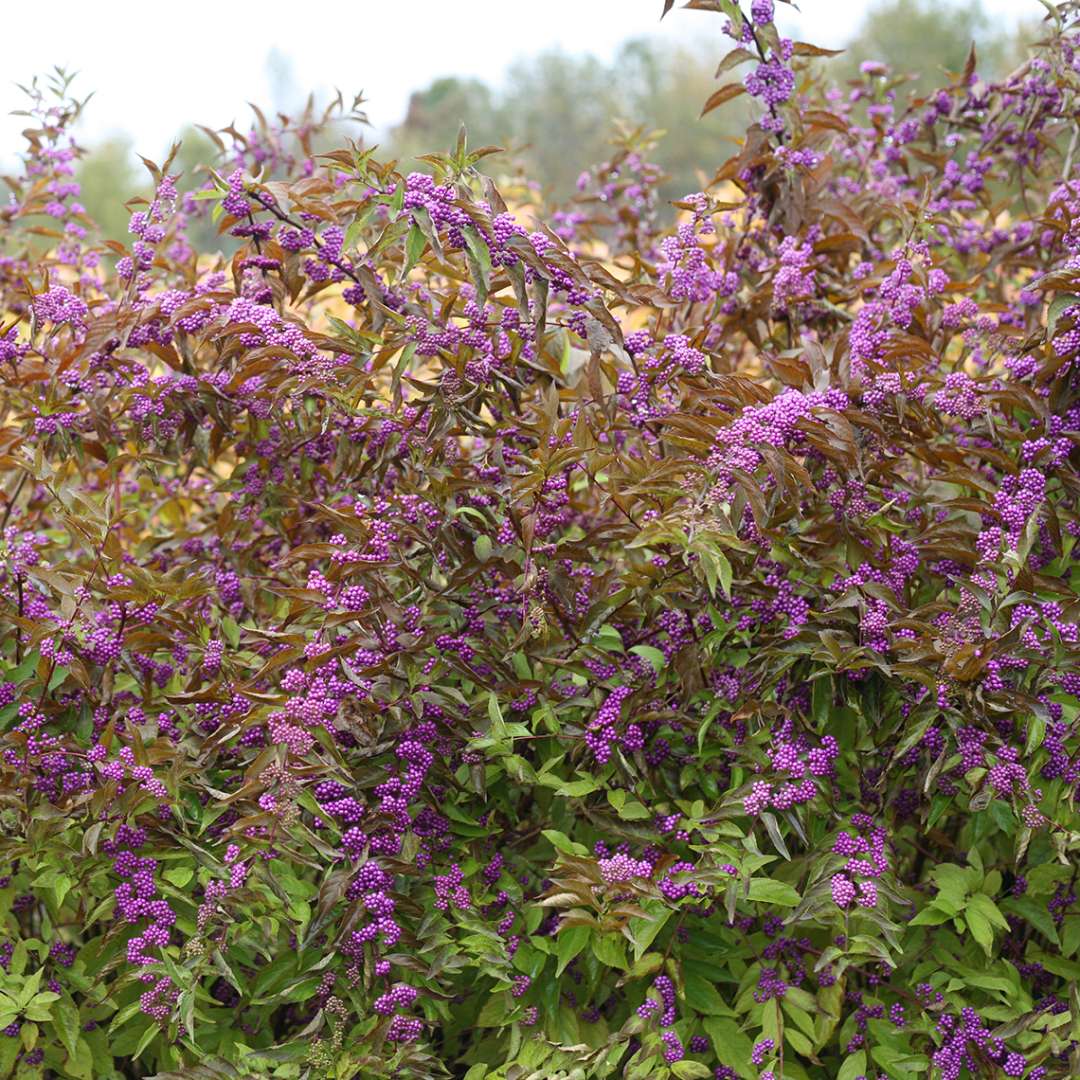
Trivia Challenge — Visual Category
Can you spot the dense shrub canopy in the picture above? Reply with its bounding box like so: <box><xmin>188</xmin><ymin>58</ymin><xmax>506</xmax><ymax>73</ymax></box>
<box><xmin>2</xmin><ymin>2</ymin><xmax>1080</xmax><ymax>1078</ymax></box>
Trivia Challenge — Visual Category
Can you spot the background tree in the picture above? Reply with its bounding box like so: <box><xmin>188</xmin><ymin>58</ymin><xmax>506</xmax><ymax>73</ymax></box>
<box><xmin>383</xmin><ymin>0</ymin><xmax>1027</xmax><ymax>200</ymax></box>
<box><xmin>74</xmin><ymin>136</ymin><xmax>146</xmax><ymax>242</ymax></box>
<box><xmin>71</xmin><ymin>0</ymin><xmax>1028</xmax><ymax>227</ymax></box>
<box><xmin>836</xmin><ymin>0</ymin><xmax>1026</xmax><ymax>89</ymax></box>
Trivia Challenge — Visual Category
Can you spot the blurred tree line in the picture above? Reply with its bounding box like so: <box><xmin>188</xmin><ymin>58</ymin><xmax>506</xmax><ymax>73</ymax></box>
<box><xmin>75</xmin><ymin>0</ymin><xmax>1036</xmax><ymax>238</ymax></box>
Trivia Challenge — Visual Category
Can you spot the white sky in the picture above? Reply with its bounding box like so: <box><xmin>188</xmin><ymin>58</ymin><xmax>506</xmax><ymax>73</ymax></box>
<box><xmin>0</xmin><ymin>0</ymin><xmax>1037</xmax><ymax>163</ymax></box>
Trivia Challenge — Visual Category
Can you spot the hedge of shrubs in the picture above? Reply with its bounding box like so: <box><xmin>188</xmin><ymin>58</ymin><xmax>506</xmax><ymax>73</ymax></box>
<box><xmin>2</xmin><ymin>1</ymin><xmax>1080</xmax><ymax>1077</ymax></box>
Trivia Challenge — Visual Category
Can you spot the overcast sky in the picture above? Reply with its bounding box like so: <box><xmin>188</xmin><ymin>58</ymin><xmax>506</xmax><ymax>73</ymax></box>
<box><xmin>0</xmin><ymin>0</ymin><xmax>1036</xmax><ymax>162</ymax></box>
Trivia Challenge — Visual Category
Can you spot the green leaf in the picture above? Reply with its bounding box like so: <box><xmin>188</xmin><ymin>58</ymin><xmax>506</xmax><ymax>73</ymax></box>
<box><xmin>871</xmin><ymin>1045</ymin><xmax>928</xmax><ymax>1075</ymax></box>
<box><xmin>629</xmin><ymin>644</ymin><xmax>666</xmax><ymax>673</ymax></box>
<box><xmin>556</xmin><ymin>925</ymin><xmax>590</xmax><ymax>976</ymax></box>
<box><xmin>473</xmin><ymin>534</ymin><xmax>493</xmax><ymax>562</ymax></box>
<box><xmin>811</xmin><ymin>676</ymin><xmax>832</xmax><ymax>726</ymax></box>
<box><xmin>930</xmin><ymin>863</ymin><xmax>975</xmax><ymax>907</ymax></box>
<box><xmin>0</xmin><ymin>1034</ymin><xmax>18</xmax><ymax>1076</ymax></box>
<box><xmin>747</xmin><ymin>879</ymin><xmax>801</xmax><ymax>907</ymax></box>
<box><xmin>25</xmin><ymin>992</ymin><xmax>59</xmax><ymax>1021</ymax></box>
<box><xmin>475</xmin><ymin>992</ymin><xmax>507</xmax><ymax>1028</ymax></box>
<box><xmin>698</xmin><ymin>546</ymin><xmax>733</xmax><ymax>600</ymax></box>
<box><xmin>703</xmin><ymin>1017</ymin><xmax>755</xmax><ymax>1079</ymax></box>
<box><xmin>221</xmin><ymin>615</ymin><xmax>240</xmax><ymax>649</ymax></box>
<box><xmin>628</xmin><ymin>952</ymin><xmax>664</xmax><ymax>979</ymax></box>
<box><xmin>762</xmin><ymin>996</ymin><xmax>781</xmax><ymax>1043</ymax></box>
<box><xmin>909</xmin><ymin>905</ymin><xmax>953</xmax><ymax>926</ymax></box>
<box><xmin>889</xmin><ymin>711</ymin><xmax>936</xmax><ymax>764</ymax></box>
<box><xmin>107</xmin><ymin>999</ymin><xmax>143</xmax><ymax>1033</ymax></box>
<box><xmin>54</xmin><ymin>999</ymin><xmax>81</xmax><ymax>1060</ymax></box>
<box><xmin>402</xmin><ymin>223</ymin><xmax>426</xmax><ymax>279</ymax></box>
<box><xmin>759</xmin><ymin>811</ymin><xmax>790</xmax><ymax>860</ymax></box>
<box><xmin>463</xmin><ymin>229</ymin><xmax>492</xmax><ymax>305</ymax></box>
<box><xmin>163</xmin><ymin>866</ymin><xmax>193</xmax><ymax>888</ymax></box>
<box><xmin>555</xmin><ymin>1002</ymin><xmax>580</xmax><ymax>1046</ymax></box>
<box><xmin>837</xmin><ymin>1050</ymin><xmax>867</xmax><ymax>1080</ymax></box>
<box><xmin>590</xmin><ymin>932</ymin><xmax>627</xmax><ymax>970</ymax></box>
<box><xmin>133</xmin><ymin>1021</ymin><xmax>159</xmax><ymax>1060</ymax></box>
<box><xmin>554</xmin><ymin>777</ymin><xmax>598</xmax><ymax>797</ymax></box>
<box><xmin>179</xmin><ymin>988</ymin><xmax>196</xmax><ymax>1042</ymax></box>
<box><xmin>617</xmin><ymin>799</ymin><xmax>651</xmax><ymax>821</ymax></box>
<box><xmin>969</xmin><ymin>892</ymin><xmax>1009</xmax><ymax>931</ymax></box>
<box><xmin>594</xmin><ymin>624</ymin><xmax>624</xmax><ymax>652</ymax></box>
<box><xmin>1062</xmin><ymin>915</ymin><xmax>1080</xmax><ymax>957</ymax></box>
<box><xmin>631</xmin><ymin>907</ymin><xmax>672</xmax><ymax>961</ymax></box>
<box><xmin>715</xmin><ymin>549</ymin><xmax>733</xmax><ymax>598</ymax></box>
<box><xmin>684</xmin><ymin>972</ymin><xmax>736</xmax><ymax>1016</ymax></box>
<box><xmin>463</xmin><ymin>228</ymin><xmax>492</xmax><ymax>276</ymax></box>
<box><xmin>965</xmin><ymin>910</ymin><xmax>993</xmax><ymax>956</ymax></box>
<box><xmin>16</xmin><ymin>967</ymin><xmax>43</xmax><ymax>1007</ymax></box>
<box><xmin>487</xmin><ymin>693</ymin><xmax>507</xmax><ymax>737</ymax></box>
<box><xmin>972</xmin><ymin>894</ymin><xmax>1010</xmax><ymax>928</ymax></box>
<box><xmin>672</xmin><ymin>1062</ymin><xmax>713</xmax><ymax>1079</ymax></box>
<box><xmin>1027</xmin><ymin>951</ymin><xmax>1080</xmax><ymax>981</ymax></box>
<box><xmin>542</xmin><ymin>830</ymin><xmax>589</xmax><ymax>856</ymax></box>
<box><xmin>66</xmin><ymin>1036</ymin><xmax>95</xmax><ymax>1080</ymax></box>
<box><xmin>1047</xmin><ymin>292</ymin><xmax>1080</xmax><ymax>337</ymax></box>
<box><xmin>7</xmin><ymin>941</ymin><xmax>27</xmax><ymax>978</ymax></box>
<box><xmin>785</xmin><ymin>1025</ymin><xmax>815</xmax><ymax>1057</ymax></box>
<box><xmin>1026</xmin><ymin>714</ymin><xmax>1046</xmax><ymax>753</ymax></box>
<box><xmin>6</xmin><ymin>650</ymin><xmax>41</xmax><ymax>686</ymax></box>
